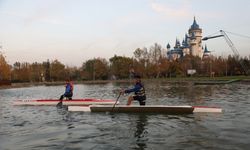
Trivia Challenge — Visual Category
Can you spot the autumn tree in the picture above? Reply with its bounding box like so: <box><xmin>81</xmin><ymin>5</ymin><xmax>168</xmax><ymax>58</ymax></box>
<box><xmin>11</xmin><ymin>62</ymin><xmax>31</xmax><ymax>82</ymax></box>
<box><xmin>109</xmin><ymin>55</ymin><xmax>133</xmax><ymax>79</ymax></box>
<box><xmin>42</xmin><ymin>60</ymin><xmax>51</xmax><ymax>81</ymax></box>
<box><xmin>148</xmin><ymin>43</ymin><xmax>162</xmax><ymax>64</ymax></box>
<box><xmin>93</xmin><ymin>58</ymin><xmax>109</xmax><ymax>80</ymax></box>
<box><xmin>30</xmin><ymin>62</ymin><xmax>44</xmax><ymax>82</ymax></box>
<box><xmin>227</xmin><ymin>55</ymin><xmax>241</xmax><ymax>76</ymax></box>
<box><xmin>158</xmin><ymin>57</ymin><xmax>170</xmax><ymax>77</ymax></box>
<box><xmin>82</xmin><ymin>58</ymin><xmax>109</xmax><ymax>80</ymax></box>
<box><xmin>133</xmin><ymin>47</ymin><xmax>149</xmax><ymax>77</ymax></box>
<box><xmin>180</xmin><ymin>55</ymin><xmax>194</xmax><ymax>76</ymax></box>
<box><xmin>0</xmin><ymin>53</ymin><xmax>11</xmax><ymax>80</ymax></box>
<box><xmin>65</xmin><ymin>66</ymin><xmax>81</xmax><ymax>81</ymax></box>
<box><xmin>50</xmin><ymin>59</ymin><xmax>65</xmax><ymax>81</ymax></box>
<box><xmin>147</xmin><ymin>43</ymin><xmax>164</xmax><ymax>78</ymax></box>
<box><xmin>242</xmin><ymin>56</ymin><xmax>250</xmax><ymax>75</ymax></box>
<box><xmin>213</xmin><ymin>56</ymin><xmax>227</xmax><ymax>76</ymax></box>
<box><xmin>11</xmin><ymin>62</ymin><xmax>21</xmax><ymax>82</ymax></box>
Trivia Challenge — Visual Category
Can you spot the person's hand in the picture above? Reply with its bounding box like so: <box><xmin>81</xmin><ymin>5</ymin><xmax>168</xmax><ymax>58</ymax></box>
<box><xmin>120</xmin><ymin>89</ymin><xmax>125</xmax><ymax>95</ymax></box>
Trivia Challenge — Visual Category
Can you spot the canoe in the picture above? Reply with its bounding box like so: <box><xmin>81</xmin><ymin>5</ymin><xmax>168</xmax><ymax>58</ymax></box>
<box><xmin>192</xmin><ymin>106</ymin><xmax>222</xmax><ymax>113</ymax></box>
<box><xmin>13</xmin><ymin>99</ymin><xmax>117</xmax><ymax>106</ymax></box>
<box><xmin>90</xmin><ymin>105</ymin><xmax>194</xmax><ymax>114</ymax></box>
<box><xmin>68</xmin><ymin>105</ymin><xmax>222</xmax><ymax>114</ymax></box>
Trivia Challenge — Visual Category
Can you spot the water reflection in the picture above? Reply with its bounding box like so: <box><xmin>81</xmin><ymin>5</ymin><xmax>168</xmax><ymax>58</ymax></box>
<box><xmin>134</xmin><ymin>115</ymin><xmax>148</xmax><ymax>150</ymax></box>
<box><xmin>145</xmin><ymin>82</ymin><xmax>220</xmax><ymax>105</ymax></box>
<box><xmin>56</xmin><ymin>105</ymin><xmax>68</xmax><ymax>115</ymax></box>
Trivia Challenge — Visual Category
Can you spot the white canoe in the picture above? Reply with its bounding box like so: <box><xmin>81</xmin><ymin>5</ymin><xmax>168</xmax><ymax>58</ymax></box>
<box><xmin>68</xmin><ymin>105</ymin><xmax>222</xmax><ymax>114</ymax></box>
<box><xmin>13</xmin><ymin>99</ymin><xmax>117</xmax><ymax>106</ymax></box>
<box><xmin>192</xmin><ymin>106</ymin><xmax>222</xmax><ymax>113</ymax></box>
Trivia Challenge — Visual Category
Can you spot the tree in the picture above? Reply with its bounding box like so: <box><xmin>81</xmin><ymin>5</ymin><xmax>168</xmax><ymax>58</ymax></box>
<box><xmin>82</xmin><ymin>58</ymin><xmax>109</xmax><ymax>80</ymax></box>
<box><xmin>42</xmin><ymin>60</ymin><xmax>51</xmax><ymax>81</ymax></box>
<box><xmin>65</xmin><ymin>66</ymin><xmax>81</xmax><ymax>81</ymax></box>
<box><xmin>30</xmin><ymin>62</ymin><xmax>44</xmax><ymax>82</ymax></box>
<box><xmin>50</xmin><ymin>59</ymin><xmax>65</xmax><ymax>81</ymax></box>
<box><xmin>133</xmin><ymin>47</ymin><xmax>149</xmax><ymax>78</ymax></box>
<box><xmin>158</xmin><ymin>57</ymin><xmax>170</xmax><ymax>77</ymax></box>
<box><xmin>0</xmin><ymin>53</ymin><xmax>11</xmax><ymax>80</ymax></box>
<box><xmin>148</xmin><ymin>43</ymin><xmax>162</xmax><ymax>64</ymax></box>
<box><xmin>109</xmin><ymin>55</ymin><xmax>133</xmax><ymax>79</ymax></box>
<box><xmin>213</xmin><ymin>56</ymin><xmax>226</xmax><ymax>76</ymax></box>
<box><xmin>180</xmin><ymin>55</ymin><xmax>193</xmax><ymax>76</ymax></box>
<box><xmin>11</xmin><ymin>62</ymin><xmax>31</xmax><ymax>82</ymax></box>
<box><xmin>227</xmin><ymin>55</ymin><xmax>239</xmax><ymax>76</ymax></box>
<box><xmin>93</xmin><ymin>58</ymin><xmax>109</xmax><ymax>80</ymax></box>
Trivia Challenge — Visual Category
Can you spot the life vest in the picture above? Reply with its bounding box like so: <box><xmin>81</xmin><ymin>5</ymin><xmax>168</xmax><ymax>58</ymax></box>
<box><xmin>65</xmin><ymin>82</ymin><xmax>73</xmax><ymax>94</ymax></box>
<box><xmin>135</xmin><ymin>83</ymin><xmax>146</xmax><ymax>96</ymax></box>
<box><xmin>69</xmin><ymin>82</ymin><xmax>73</xmax><ymax>92</ymax></box>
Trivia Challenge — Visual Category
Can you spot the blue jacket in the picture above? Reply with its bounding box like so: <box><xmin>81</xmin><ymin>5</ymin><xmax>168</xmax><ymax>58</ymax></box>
<box><xmin>125</xmin><ymin>82</ymin><xmax>145</xmax><ymax>96</ymax></box>
<box><xmin>65</xmin><ymin>83</ymin><xmax>73</xmax><ymax>95</ymax></box>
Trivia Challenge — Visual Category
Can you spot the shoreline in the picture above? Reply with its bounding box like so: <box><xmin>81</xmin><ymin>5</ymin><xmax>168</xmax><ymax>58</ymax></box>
<box><xmin>1</xmin><ymin>76</ymin><xmax>250</xmax><ymax>90</ymax></box>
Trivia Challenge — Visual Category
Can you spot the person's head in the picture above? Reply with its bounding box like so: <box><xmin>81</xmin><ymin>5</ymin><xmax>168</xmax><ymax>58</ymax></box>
<box><xmin>134</xmin><ymin>75</ymin><xmax>141</xmax><ymax>83</ymax></box>
<box><xmin>65</xmin><ymin>79</ymin><xmax>70</xmax><ymax>83</ymax></box>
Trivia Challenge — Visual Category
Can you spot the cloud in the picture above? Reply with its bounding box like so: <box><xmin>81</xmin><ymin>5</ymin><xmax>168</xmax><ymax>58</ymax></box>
<box><xmin>2</xmin><ymin>10</ymin><xmax>67</xmax><ymax>27</ymax></box>
<box><xmin>150</xmin><ymin>1</ymin><xmax>192</xmax><ymax>20</ymax></box>
<box><xmin>150</xmin><ymin>0</ymin><xmax>225</xmax><ymax>21</ymax></box>
<box><xmin>0</xmin><ymin>0</ymin><xmax>70</xmax><ymax>27</ymax></box>
<box><xmin>1</xmin><ymin>11</ymin><xmax>26</xmax><ymax>19</ymax></box>
<box><xmin>26</xmin><ymin>14</ymin><xmax>66</xmax><ymax>26</ymax></box>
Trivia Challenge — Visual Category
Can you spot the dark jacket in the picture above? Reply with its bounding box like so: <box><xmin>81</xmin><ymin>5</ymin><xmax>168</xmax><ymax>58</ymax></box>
<box><xmin>64</xmin><ymin>83</ymin><xmax>73</xmax><ymax>95</ymax></box>
<box><xmin>125</xmin><ymin>82</ymin><xmax>145</xmax><ymax>96</ymax></box>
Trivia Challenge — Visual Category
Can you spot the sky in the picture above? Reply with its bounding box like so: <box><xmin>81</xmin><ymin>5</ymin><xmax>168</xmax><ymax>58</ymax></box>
<box><xmin>0</xmin><ymin>0</ymin><xmax>250</xmax><ymax>67</ymax></box>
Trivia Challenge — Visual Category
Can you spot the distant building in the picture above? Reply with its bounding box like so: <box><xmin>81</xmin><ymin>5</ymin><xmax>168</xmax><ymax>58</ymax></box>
<box><xmin>167</xmin><ymin>17</ymin><xmax>210</xmax><ymax>60</ymax></box>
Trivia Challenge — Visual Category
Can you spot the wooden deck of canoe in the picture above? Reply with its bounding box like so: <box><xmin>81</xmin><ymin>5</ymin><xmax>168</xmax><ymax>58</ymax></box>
<box><xmin>68</xmin><ymin>105</ymin><xmax>222</xmax><ymax>114</ymax></box>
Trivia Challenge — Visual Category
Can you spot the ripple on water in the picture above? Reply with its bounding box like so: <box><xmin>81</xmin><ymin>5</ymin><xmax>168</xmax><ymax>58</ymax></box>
<box><xmin>1</xmin><ymin>83</ymin><xmax>250</xmax><ymax>150</ymax></box>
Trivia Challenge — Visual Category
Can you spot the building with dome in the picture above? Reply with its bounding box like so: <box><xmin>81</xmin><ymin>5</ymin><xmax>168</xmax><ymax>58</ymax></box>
<box><xmin>167</xmin><ymin>17</ymin><xmax>210</xmax><ymax>60</ymax></box>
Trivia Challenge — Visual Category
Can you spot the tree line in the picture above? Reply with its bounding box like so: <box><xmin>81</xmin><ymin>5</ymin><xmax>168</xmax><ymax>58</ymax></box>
<box><xmin>0</xmin><ymin>43</ymin><xmax>250</xmax><ymax>83</ymax></box>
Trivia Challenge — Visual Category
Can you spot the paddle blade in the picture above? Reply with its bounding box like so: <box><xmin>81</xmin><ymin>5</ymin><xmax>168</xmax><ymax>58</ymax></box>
<box><xmin>56</xmin><ymin>101</ymin><xmax>63</xmax><ymax>108</ymax></box>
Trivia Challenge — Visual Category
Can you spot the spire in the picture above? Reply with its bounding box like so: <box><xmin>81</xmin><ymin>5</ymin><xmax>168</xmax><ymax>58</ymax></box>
<box><xmin>182</xmin><ymin>34</ymin><xmax>189</xmax><ymax>47</ymax></box>
<box><xmin>167</xmin><ymin>43</ymin><xmax>171</xmax><ymax>49</ymax></box>
<box><xmin>203</xmin><ymin>45</ymin><xmax>211</xmax><ymax>58</ymax></box>
<box><xmin>185</xmin><ymin>33</ymin><xmax>188</xmax><ymax>40</ymax></box>
<box><xmin>190</xmin><ymin>16</ymin><xmax>200</xmax><ymax>30</ymax></box>
<box><xmin>204</xmin><ymin>45</ymin><xmax>210</xmax><ymax>53</ymax></box>
<box><xmin>174</xmin><ymin>38</ymin><xmax>180</xmax><ymax>48</ymax></box>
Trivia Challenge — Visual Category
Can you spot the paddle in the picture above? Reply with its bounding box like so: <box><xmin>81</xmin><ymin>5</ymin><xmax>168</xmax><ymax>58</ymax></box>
<box><xmin>56</xmin><ymin>99</ymin><xmax>63</xmax><ymax>108</ymax></box>
<box><xmin>111</xmin><ymin>92</ymin><xmax>122</xmax><ymax>112</ymax></box>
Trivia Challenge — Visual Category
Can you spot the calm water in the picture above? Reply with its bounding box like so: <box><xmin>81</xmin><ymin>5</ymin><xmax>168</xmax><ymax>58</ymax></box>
<box><xmin>1</xmin><ymin>81</ymin><xmax>250</xmax><ymax>150</ymax></box>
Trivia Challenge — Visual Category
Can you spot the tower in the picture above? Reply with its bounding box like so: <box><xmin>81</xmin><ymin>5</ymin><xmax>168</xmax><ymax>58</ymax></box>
<box><xmin>203</xmin><ymin>45</ymin><xmax>211</xmax><ymax>58</ymax></box>
<box><xmin>182</xmin><ymin>34</ymin><xmax>190</xmax><ymax>56</ymax></box>
<box><xmin>188</xmin><ymin>17</ymin><xmax>203</xmax><ymax>58</ymax></box>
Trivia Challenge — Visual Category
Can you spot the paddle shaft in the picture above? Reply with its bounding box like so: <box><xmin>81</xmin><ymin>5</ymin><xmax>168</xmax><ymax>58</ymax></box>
<box><xmin>56</xmin><ymin>99</ymin><xmax>63</xmax><ymax>107</ymax></box>
<box><xmin>111</xmin><ymin>92</ymin><xmax>121</xmax><ymax>112</ymax></box>
<box><xmin>56</xmin><ymin>94</ymin><xmax>64</xmax><ymax>107</ymax></box>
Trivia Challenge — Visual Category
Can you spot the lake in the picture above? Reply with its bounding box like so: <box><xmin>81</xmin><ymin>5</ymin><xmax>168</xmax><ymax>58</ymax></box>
<box><xmin>1</xmin><ymin>81</ymin><xmax>250</xmax><ymax>150</ymax></box>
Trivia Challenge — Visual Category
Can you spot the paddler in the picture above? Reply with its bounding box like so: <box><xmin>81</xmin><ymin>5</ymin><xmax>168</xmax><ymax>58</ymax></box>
<box><xmin>121</xmin><ymin>75</ymin><xmax>146</xmax><ymax>106</ymax></box>
<box><xmin>59</xmin><ymin>79</ymin><xmax>73</xmax><ymax>100</ymax></box>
